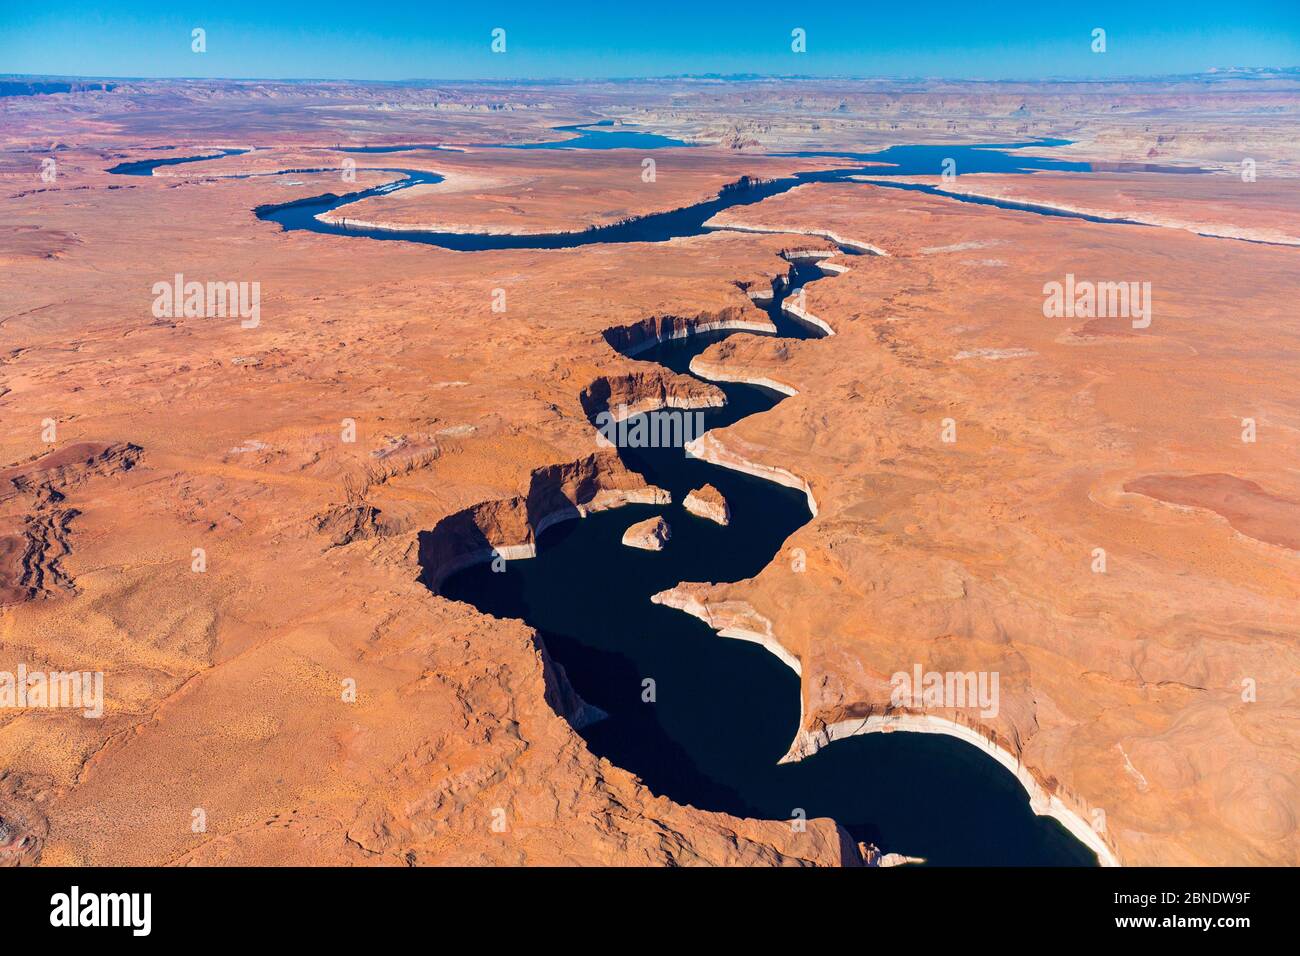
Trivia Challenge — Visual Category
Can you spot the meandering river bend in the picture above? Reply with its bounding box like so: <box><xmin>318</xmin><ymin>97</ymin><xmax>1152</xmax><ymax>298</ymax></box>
<box><xmin>113</xmin><ymin>133</ymin><xmax>1149</xmax><ymax>863</ymax></box>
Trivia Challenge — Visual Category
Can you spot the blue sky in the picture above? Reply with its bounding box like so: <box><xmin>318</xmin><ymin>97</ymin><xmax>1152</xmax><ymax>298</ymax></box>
<box><xmin>2</xmin><ymin>2</ymin><xmax>1297</xmax><ymax>81</ymax></box>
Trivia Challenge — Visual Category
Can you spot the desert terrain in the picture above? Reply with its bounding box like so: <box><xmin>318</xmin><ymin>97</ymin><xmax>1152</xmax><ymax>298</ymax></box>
<box><xmin>0</xmin><ymin>74</ymin><xmax>1297</xmax><ymax>866</ymax></box>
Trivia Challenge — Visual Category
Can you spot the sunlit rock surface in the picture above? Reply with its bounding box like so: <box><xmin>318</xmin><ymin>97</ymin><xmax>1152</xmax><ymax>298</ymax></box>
<box><xmin>1</xmin><ymin>74</ymin><xmax>1296</xmax><ymax>866</ymax></box>
<box><xmin>621</xmin><ymin>515</ymin><xmax>672</xmax><ymax>551</ymax></box>
<box><xmin>683</xmin><ymin>484</ymin><xmax>731</xmax><ymax>526</ymax></box>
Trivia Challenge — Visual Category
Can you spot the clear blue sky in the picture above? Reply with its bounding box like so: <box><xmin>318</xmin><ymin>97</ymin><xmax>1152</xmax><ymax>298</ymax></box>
<box><xmin>2</xmin><ymin>1</ymin><xmax>1297</xmax><ymax>81</ymax></box>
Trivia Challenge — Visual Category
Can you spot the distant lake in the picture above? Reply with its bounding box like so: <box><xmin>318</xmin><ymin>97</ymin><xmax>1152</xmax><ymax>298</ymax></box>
<box><xmin>494</xmin><ymin>121</ymin><xmax>692</xmax><ymax>150</ymax></box>
<box><xmin>254</xmin><ymin>139</ymin><xmax>1176</xmax><ymax>250</ymax></box>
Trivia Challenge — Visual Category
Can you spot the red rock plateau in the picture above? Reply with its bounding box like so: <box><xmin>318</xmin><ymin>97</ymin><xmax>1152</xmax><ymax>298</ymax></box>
<box><xmin>0</xmin><ymin>75</ymin><xmax>1297</xmax><ymax>867</ymax></box>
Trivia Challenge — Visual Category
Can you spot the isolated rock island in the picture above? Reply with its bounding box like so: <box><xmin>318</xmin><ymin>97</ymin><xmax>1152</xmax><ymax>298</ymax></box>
<box><xmin>622</xmin><ymin>515</ymin><xmax>672</xmax><ymax>551</ymax></box>
<box><xmin>683</xmin><ymin>484</ymin><xmax>731</xmax><ymax>525</ymax></box>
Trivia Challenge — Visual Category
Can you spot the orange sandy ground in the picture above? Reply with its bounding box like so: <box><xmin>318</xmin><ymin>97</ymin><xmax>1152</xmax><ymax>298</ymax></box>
<box><xmin>1</xmin><ymin>78</ymin><xmax>1297</xmax><ymax>866</ymax></box>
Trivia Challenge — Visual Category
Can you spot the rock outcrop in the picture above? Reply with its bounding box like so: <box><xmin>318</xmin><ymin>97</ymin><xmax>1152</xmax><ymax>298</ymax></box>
<box><xmin>622</xmin><ymin>515</ymin><xmax>671</xmax><ymax>551</ymax></box>
<box><xmin>0</xmin><ymin>442</ymin><xmax>142</xmax><ymax>606</ymax></box>
<box><xmin>683</xmin><ymin>484</ymin><xmax>730</xmax><ymax>525</ymax></box>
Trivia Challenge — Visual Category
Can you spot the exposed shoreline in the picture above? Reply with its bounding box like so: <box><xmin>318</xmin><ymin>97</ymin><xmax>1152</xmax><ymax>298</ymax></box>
<box><xmin>855</xmin><ymin>175</ymin><xmax>1300</xmax><ymax>246</ymax></box>
<box><xmin>317</xmin><ymin>174</ymin><xmax>789</xmax><ymax>239</ymax></box>
<box><xmin>706</xmin><ymin>220</ymin><xmax>891</xmax><ymax>257</ymax></box>
<box><xmin>651</xmin><ymin>588</ymin><xmax>804</xmax><ymax>678</ymax></box>
<box><xmin>424</xmin><ymin>484</ymin><xmax>670</xmax><ymax>592</ymax></box>
<box><xmin>683</xmin><ymin>431</ymin><xmax>819</xmax><ymax>518</ymax></box>
<box><xmin>601</xmin><ymin>392</ymin><xmax>727</xmax><ymax>423</ymax></box>
<box><xmin>780</xmin><ymin>294</ymin><xmax>836</xmax><ymax>337</ymax></box>
<box><xmin>666</xmin><ymin>245</ymin><xmax>1120</xmax><ymax>867</ymax></box>
<box><xmin>678</xmin><ymin>250</ymin><xmax>848</xmax><ymax>516</ymax></box>
<box><xmin>782</xmin><ymin>713</ymin><xmax>1122</xmax><ymax>867</ymax></box>
<box><xmin>688</xmin><ymin>356</ymin><xmax>799</xmax><ymax>397</ymax></box>
<box><xmin>618</xmin><ymin>318</ymin><xmax>778</xmax><ymax>357</ymax></box>
<box><xmin>654</xmin><ymin>583</ymin><xmax>1121</xmax><ymax>867</ymax></box>
<box><xmin>434</xmin><ymin>244</ymin><xmax>1113</xmax><ymax>867</ymax></box>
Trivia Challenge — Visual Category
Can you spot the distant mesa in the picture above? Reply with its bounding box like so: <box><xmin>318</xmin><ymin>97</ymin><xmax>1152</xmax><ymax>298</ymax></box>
<box><xmin>684</xmin><ymin>484</ymin><xmax>730</xmax><ymax>525</ymax></box>
<box><xmin>0</xmin><ymin>79</ymin><xmax>116</xmax><ymax>98</ymax></box>
<box><xmin>622</xmin><ymin>515</ymin><xmax>672</xmax><ymax>551</ymax></box>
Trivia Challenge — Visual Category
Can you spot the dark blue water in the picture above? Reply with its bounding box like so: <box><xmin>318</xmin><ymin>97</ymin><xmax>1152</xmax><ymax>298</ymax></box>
<box><xmin>256</xmin><ymin>172</ymin><xmax>816</xmax><ymax>250</ymax></box>
<box><xmin>248</xmin><ymin>136</ymin><xmax>1197</xmax><ymax>861</ymax></box>
<box><xmin>253</xmin><ymin>139</ymin><xmax>1202</xmax><ymax>250</ymax></box>
<box><xmin>864</xmin><ymin>180</ymin><xmax>1146</xmax><ymax>225</ymax></box>
<box><xmin>783</xmin><ymin>140</ymin><xmax>1092</xmax><ymax>175</ymax></box>
<box><xmin>249</xmin><ymin>168</ymin><xmax>445</xmax><ymax>199</ymax></box>
<box><xmin>322</xmin><ymin>122</ymin><xmax>689</xmax><ymax>155</ymax></box>
<box><xmin>784</xmin><ymin>140</ymin><xmax>1205</xmax><ymax>176</ymax></box>
<box><xmin>107</xmin><ymin>147</ymin><xmax>251</xmax><ymax>176</ymax></box>
<box><xmin>788</xmin><ymin>141</ymin><xmax>1202</xmax><ymax>222</ymax></box>
<box><xmin>438</xmin><ymin>261</ymin><xmax>1098</xmax><ymax>866</ymax></box>
<box><xmin>112</xmin><ymin>133</ymin><xmax>1187</xmax><ymax>863</ymax></box>
<box><xmin>493</xmin><ymin>121</ymin><xmax>692</xmax><ymax>151</ymax></box>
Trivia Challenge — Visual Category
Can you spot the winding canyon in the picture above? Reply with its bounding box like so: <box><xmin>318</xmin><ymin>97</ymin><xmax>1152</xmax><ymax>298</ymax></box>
<box><xmin>2</xmin><ymin>76</ymin><xmax>1297</xmax><ymax>867</ymax></box>
<box><xmin>248</xmin><ymin>135</ymin><xmax>1226</xmax><ymax>865</ymax></box>
<box><xmin>431</xmin><ymin>248</ymin><xmax>1106</xmax><ymax>865</ymax></box>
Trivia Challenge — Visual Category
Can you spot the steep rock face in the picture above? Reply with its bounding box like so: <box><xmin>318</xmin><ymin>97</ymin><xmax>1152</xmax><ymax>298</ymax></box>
<box><xmin>683</xmin><ymin>484</ymin><xmax>730</xmax><ymax>525</ymax></box>
<box><xmin>689</xmin><ymin>333</ymin><xmax>802</xmax><ymax>397</ymax></box>
<box><xmin>602</xmin><ymin>308</ymin><xmax>776</xmax><ymax>356</ymax></box>
<box><xmin>419</xmin><ymin>451</ymin><xmax>671</xmax><ymax>591</ymax></box>
<box><xmin>0</xmin><ymin>442</ymin><xmax>142</xmax><ymax>503</ymax></box>
<box><xmin>580</xmin><ymin>368</ymin><xmax>725</xmax><ymax>422</ymax></box>
<box><xmin>862</xmin><ymin>843</ymin><xmax>925</xmax><ymax>867</ymax></box>
<box><xmin>651</xmin><ymin>585</ymin><xmax>803</xmax><ymax>678</ymax></box>
<box><xmin>39</xmin><ymin>553</ymin><xmax>860</xmax><ymax>867</ymax></box>
<box><xmin>540</xmin><ymin>649</ymin><xmax>607</xmax><ymax>731</ymax></box>
<box><xmin>622</xmin><ymin>515</ymin><xmax>671</xmax><ymax>551</ymax></box>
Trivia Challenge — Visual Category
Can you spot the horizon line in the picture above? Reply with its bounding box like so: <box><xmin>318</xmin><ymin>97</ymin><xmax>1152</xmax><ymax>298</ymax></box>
<box><xmin>5</xmin><ymin>66</ymin><xmax>1299</xmax><ymax>87</ymax></box>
